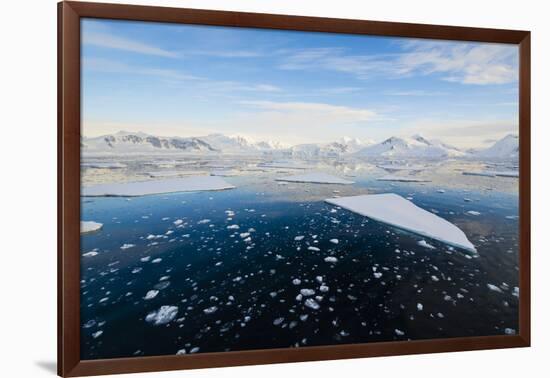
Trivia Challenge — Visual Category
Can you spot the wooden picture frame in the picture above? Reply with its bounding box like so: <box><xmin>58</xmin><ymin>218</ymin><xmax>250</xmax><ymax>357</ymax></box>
<box><xmin>58</xmin><ymin>1</ymin><xmax>531</xmax><ymax>376</ymax></box>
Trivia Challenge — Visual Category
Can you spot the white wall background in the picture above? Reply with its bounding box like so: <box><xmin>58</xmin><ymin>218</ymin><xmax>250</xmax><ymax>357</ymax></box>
<box><xmin>1</xmin><ymin>0</ymin><xmax>547</xmax><ymax>376</ymax></box>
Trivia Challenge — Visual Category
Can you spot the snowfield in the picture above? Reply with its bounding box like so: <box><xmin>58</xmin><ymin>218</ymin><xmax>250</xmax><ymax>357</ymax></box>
<box><xmin>325</xmin><ymin>193</ymin><xmax>476</xmax><ymax>252</ymax></box>
<box><xmin>82</xmin><ymin>176</ymin><xmax>235</xmax><ymax>197</ymax></box>
<box><xmin>276</xmin><ymin>172</ymin><xmax>354</xmax><ymax>185</ymax></box>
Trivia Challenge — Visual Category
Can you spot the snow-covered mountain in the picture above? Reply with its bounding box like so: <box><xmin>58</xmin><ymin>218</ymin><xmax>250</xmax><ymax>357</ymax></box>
<box><xmin>354</xmin><ymin>135</ymin><xmax>465</xmax><ymax>158</ymax></box>
<box><xmin>82</xmin><ymin>131</ymin><xmax>287</xmax><ymax>155</ymax></box>
<box><xmin>288</xmin><ymin>137</ymin><xmax>372</xmax><ymax>158</ymax></box>
<box><xmin>83</xmin><ymin>131</ymin><xmax>218</xmax><ymax>154</ymax></box>
<box><xmin>82</xmin><ymin>131</ymin><xmax>473</xmax><ymax>159</ymax></box>
<box><xmin>475</xmin><ymin>134</ymin><xmax>519</xmax><ymax>160</ymax></box>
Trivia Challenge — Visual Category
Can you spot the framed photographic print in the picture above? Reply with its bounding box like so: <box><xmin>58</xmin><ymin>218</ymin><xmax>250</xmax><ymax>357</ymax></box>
<box><xmin>58</xmin><ymin>1</ymin><xmax>531</xmax><ymax>376</ymax></box>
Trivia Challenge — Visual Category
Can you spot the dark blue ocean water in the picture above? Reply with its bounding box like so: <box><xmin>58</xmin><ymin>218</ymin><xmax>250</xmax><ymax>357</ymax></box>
<box><xmin>80</xmin><ymin>179</ymin><xmax>519</xmax><ymax>359</ymax></box>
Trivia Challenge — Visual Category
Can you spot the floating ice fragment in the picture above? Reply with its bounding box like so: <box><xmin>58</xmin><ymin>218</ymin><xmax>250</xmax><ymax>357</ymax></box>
<box><xmin>304</xmin><ymin>298</ymin><xmax>320</xmax><ymax>310</ymax></box>
<box><xmin>144</xmin><ymin>290</ymin><xmax>159</xmax><ymax>300</ymax></box>
<box><xmin>203</xmin><ymin>306</ymin><xmax>218</xmax><ymax>314</ymax></box>
<box><xmin>466</xmin><ymin>211</ymin><xmax>481</xmax><ymax>216</ymax></box>
<box><xmin>329</xmin><ymin>239</ymin><xmax>339</xmax><ymax>244</ymax></box>
<box><xmin>82</xmin><ymin>176</ymin><xmax>236</xmax><ymax>197</ymax></box>
<box><xmin>294</xmin><ymin>236</ymin><xmax>305</xmax><ymax>241</ymax></box>
<box><xmin>273</xmin><ymin>317</ymin><xmax>285</xmax><ymax>326</ymax></box>
<box><xmin>82</xmin><ymin>251</ymin><xmax>99</xmax><ymax>257</ymax></box>
<box><xmin>92</xmin><ymin>330</ymin><xmax>103</xmax><ymax>339</ymax></box>
<box><xmin>276</xmin><ymin>172</ymin><xmax>354</xmax><ymax>185</ymax></box>
<box><xmin>487</xmin><ymin>284</ymin><xmax>503</xmax><ymax>293</ymax></box>
<box><xmin>308</xmin><ymin>246</ymin><xmax>321</xmax><ymax>252</ymax></box>
<box><xmin>145</xmin><ymin>305</ymin><xmax>179</xmax><ymax>325</ymax></box>
<box><xmin>300</xmin><ymin>289</ymin><xmax>315</xmax><ymax>296</ymax></box>
<box><xmin>227</xmin><ymin>225</ymin><xmax>240</xmax><ymax>230</ymax></box>
<box><xmin>173</xmin><ymin>219</ymin><xmax>183</xmax><ymax>226</ymax></box>
<box><xmin>325</xmin><ymin>194</ymin><xmax>476</xmax><ymax>252</ymax></box>
<box><xmin>417</xmin><ymin>240</ymin><xmax>435</xmax><ymax>249</ymax></box>
<box><xmin>81</xmin><ymin>221</ymin><xmax>103</xmax><ymax>234</ymax></box>
<box><xmin>120</xmin><ymin>243</ymin><xmax>136</xmax><ymax>250</ymax></box>
<box><xmin>395</xmin><ymin>329</ymin><xmax>405</xmax><ymax>336</ymax></box>
<box><xmin>292</xmin><ymin>279</ymin><xmax>302</xmax><ymax>285</ymax></box>
<box><xmin>504</xmin><ymin>328</ymin><xmax>516</xmax><ymax>335</ymax></box>
<box><xmin>417</xmin><ymin>303</ymin><xmax>423</xmax><ymax>311</ymax></box>
<box><xmin>324</xmin><ymin>256</ymin><xmax>338</xmax><ymax>263</ymax></box>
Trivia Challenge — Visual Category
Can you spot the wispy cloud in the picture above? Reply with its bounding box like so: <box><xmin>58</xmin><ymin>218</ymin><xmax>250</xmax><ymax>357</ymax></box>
<box><xmin>83</xmin><ymin>58</ymin><xmax>200</xmax><ymax>80</ymax></box>
<box><xmin>278</xmin><ymin>42</ymin><xmax>518</xmax><ymax>85</ymax></box>
<box><xmin>83</xmin><ymin>31</ymin><xmax>178</xmax><ymax>58</ymax></box>
<box><xmin>385</xmin><ymin>90</ymin><xmax>448</xmax><ymax>96</ymax></box>
<box><xmin>240</xmin><ymin>100</ymin><xmax>376</xmax><ymax>121</ymax></box>
<box><xmin>83</xmin><ymin>58</ymin><xmax>282</xmax><ymax>94</ymax></box>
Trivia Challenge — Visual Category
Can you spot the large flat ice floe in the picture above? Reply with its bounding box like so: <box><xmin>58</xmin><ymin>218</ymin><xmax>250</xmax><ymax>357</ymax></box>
<box><xmin>81</xmin><ymin>221</ymin><xmax>103</xmax><ymax>234</ymax></box>
<box><xmin>462</xmin><ymin>170</ymin><xmax>519</xmax><ymax>178</ymax></box>
<box><xmin>82</xmin><ymin>176</ymin><xmax>235</xmax><ymax>197</ymax></box>
<box><xmin>276</xmin><ymin>172</ymin><xmax>354</xmax><ymax>185</ymax></box>
<box><xmin>325</xmin><ymin>193</ymin><xmax>476</xmax><ymax>252</ymax></box>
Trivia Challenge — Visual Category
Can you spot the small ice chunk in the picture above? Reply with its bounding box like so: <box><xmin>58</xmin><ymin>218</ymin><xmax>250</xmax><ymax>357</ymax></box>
<box><xmin>292</xmin><ymin>278</ymin><xmax>302</xmax><ymax>285</ymax></box>
<box><xmin>395</xmin><ymin>329</ymin><xmax>405</xmax><ymax>336</ymax></box>
<box><xmin>227</xmin><ymin>225</ymin><xmax>240</xmax><ymax>230</ymax></box>
<box><xmin>120</xmin><ymin>243</ymin><xmax>136</xmax><ymax>250</ymax></box>
<box><xmin>329</xmin><ymin>239</ymin><xmax>339</xmax><ymax>244</ymax></box>
<box><xmin>417</xmin><ymin>303</ymin><xmax>423</xmax><ymax>311</ymax></box>
<box><xmin>92</xmin><ymin>330</ymin><xmax>103</xmax><ymax>339</ymax></box>
<box><xmin>304</xmin><ymin>298</ymin><xmax>320</xmax><ymax>310</ymax></box>
<box><xmin>324</xmin><ymin>256</ymin><xmax>338</xmax><ymax>263</ymax></box>
<box><xmin>203</xmin><ymin>306</ymin><xmax>218</xmax><ymax>314</ymax></box>
<box><xmin>294</xmin><ymin>235</ymin><xmax>305</xmax><ymax>241</ymax></box>
<box><xmin>273</xmin><ymin>317</ymin><xmax>285</xmax><ymax>326</ymax></box>
<box><xmin>487</xmin><ymin>284</ymin><xmax>503</xmax><ymax>293</ymax></box>
<box><xmin>82</xmin><ymin>251</ymin><xmax>98</xmax><ymax>257</ymax></box>
<box><xmin>504</xmin><ymin>328</ymin><xmax>516</xmax><ymax>335</ymax></box>
<box><xmin>144</xmin><ymin>290</ymin><xmax>159</xmax><ymax>300</ymax></box>
<box><xmin>145</xmin><ymin>305</ymin><xmax>179</xmax><ymax>325</ymax></box>
<box><xmin>173</xmin><ymin>219</ymin><xmax>183</xmax><ymax>226</ymax></box>
<box><xmin>300</xmin><ymin>289</ymin><xmax>315</xmax><ymax>296</ymax></box>
<box><xmin>308</xmin><ymin>246</ymin><xmax>320</xmax><ymax>252</ymax></box>
<box><xmin>466</xmin><ymin>211</ymin><xmax>481</xmax><ymax>216</ymax></box>
<box><xmin>417</xmin><ymin>240</ymin><xmax>435</xmax><ymax>249</ymax></box>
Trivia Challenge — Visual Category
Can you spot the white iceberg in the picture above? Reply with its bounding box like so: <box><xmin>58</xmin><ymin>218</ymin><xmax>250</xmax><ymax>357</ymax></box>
<box><xmin>377</xmin><ymin>175</ymin><xmax>430</xmax><ymax>183</ymax></box>
<box><xmin>276</xmin><ymin>172</ymin><xmax>354</xmax><ymax>185</ymax></box>
<box><xmin>325</xmin><ymin>193</ymin><xmax>476</xmax><ymax>252</ymax></box>
<box><xmin>81</xmin><ymin>221</ymin><xmax>103</xmax><ymax>234</ymax></box>
<box><xmin>82</xmin><ymin>176</ymin><xmax>235</xmax><ymax>197</ymax></box>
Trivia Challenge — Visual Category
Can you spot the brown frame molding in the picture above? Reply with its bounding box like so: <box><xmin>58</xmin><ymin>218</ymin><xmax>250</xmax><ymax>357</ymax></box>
<box><xmin>58</xmin><ymin>1</ymin><xmax>531</xmax><ymax>376</ymax></box>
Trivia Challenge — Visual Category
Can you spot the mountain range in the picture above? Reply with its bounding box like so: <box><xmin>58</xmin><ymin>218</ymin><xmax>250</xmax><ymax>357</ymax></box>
<box><xmin>82</xmin><ymin>131</ymin><xmax>519</xmax><ymax>160</ymax></box>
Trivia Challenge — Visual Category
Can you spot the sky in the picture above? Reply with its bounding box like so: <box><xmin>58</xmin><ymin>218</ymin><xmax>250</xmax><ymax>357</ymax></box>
<box><xmin>81</xmin><ymin>18</ymin><xmax>519</xmax><ymax>148</ymax></box>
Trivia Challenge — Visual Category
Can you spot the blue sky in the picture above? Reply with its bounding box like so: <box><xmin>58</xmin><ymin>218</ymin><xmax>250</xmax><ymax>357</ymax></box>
<box><xmin>82</xmin><ymin>18</ymin><xmax>519</xmax><ymax>148</ymax></box>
